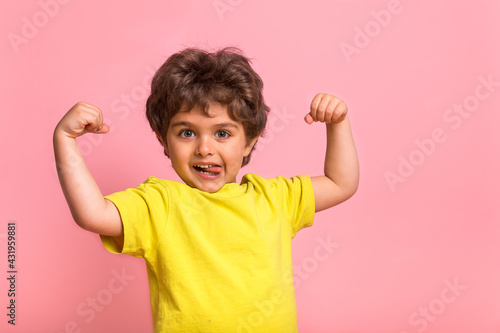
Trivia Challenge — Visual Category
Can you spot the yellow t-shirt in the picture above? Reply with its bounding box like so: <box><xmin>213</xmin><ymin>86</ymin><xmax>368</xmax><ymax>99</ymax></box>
<box><xmin>100</xmin><ymin>173</ymin><xmax>315</xmax><ymax>332</ymax></box>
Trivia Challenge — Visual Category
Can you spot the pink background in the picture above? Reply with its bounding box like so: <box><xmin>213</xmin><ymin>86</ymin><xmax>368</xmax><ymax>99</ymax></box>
<box><xmin>2</xmin><ymin>0</ymin><xmax>500</xmax><ymax>332</ymax></box>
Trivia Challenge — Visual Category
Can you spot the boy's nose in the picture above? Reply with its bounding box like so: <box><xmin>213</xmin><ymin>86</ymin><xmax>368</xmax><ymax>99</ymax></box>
<box><xmin>195</xmin><ymin>136</ymin><xmax>214</xmax><ymax>156</ymax></box>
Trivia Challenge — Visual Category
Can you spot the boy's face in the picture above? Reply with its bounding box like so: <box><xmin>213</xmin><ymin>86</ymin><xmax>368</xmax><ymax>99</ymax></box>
<box><xmin>164</xmin><ymin>104</ymin><xmax>257</xmax><ymax>193</ymax></box>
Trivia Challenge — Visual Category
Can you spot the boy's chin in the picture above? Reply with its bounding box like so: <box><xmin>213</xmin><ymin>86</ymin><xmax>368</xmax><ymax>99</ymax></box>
<box><xmin>182</xmin><ymin>175</ymin><xmax>239</xmax><ymax>193</ymax></box>
<box><xmin>183</xmin><ymin>178</ymin><xmax>225</xmax><ymax>193</ymax></box>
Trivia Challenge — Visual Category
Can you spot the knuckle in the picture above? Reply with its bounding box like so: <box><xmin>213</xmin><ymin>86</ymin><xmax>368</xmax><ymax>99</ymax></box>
<box><xmin>336</xmin><ymin>104</ymin><xmax>347</xmax><ymax>115</ymax></box>
<box><xmin>333</xmin><ymin>111</ymin><xmax>343</xmax><ymax>119</ymax></box>
<box><xmin>339</xmin><ymin>103</ymin><xmax>348</xmax><ymax>113</ymax></box>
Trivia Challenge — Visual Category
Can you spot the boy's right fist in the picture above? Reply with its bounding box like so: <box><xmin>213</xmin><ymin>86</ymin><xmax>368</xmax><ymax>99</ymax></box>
<box><xmin>55</xmin><ymin>102</ymin><xmax>110</xmax><ymax>139</ymax></box>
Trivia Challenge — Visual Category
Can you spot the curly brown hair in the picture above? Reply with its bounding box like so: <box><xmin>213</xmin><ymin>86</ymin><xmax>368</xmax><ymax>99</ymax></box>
<box><xmin>146</xmin><ymin>47</ymin><xmax>269</xmax><ymax>167</ymax></box>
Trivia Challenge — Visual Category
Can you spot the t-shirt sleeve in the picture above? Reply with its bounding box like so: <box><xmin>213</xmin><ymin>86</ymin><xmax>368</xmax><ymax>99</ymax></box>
<box><xmin>284</xmin><ymin>175</ymin><xmax>315</xmax><ymax>236</ymax></box>
<box><xmin>100</xmin><ymin>178</ymin><xmax>169</xmax><ymax>259</ymax></box>
<box><xmin>264</xmin><ymin>174</ymin><xmax>315</xmax><ymax>237</ymax></box>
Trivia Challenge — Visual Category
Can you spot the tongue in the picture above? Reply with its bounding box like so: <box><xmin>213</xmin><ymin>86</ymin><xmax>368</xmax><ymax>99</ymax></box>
<box><xmin>199</xmin><ymin>166</ymin><xmax>222</xmax><ymax>173</ymax></box>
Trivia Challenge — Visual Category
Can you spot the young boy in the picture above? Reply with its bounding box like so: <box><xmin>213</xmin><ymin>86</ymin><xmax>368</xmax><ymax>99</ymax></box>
<box><xmin>53</xmin><ymin>47</ymin><xmax>359</xmax><ymax>332</ymax></box>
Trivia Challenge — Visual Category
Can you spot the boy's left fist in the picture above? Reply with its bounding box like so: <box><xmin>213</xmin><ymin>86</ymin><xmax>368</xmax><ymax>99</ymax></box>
<box><xmin>305</xmin><ymin>93</ymin><xmax>348</xmax><ymax>124</ymax></box>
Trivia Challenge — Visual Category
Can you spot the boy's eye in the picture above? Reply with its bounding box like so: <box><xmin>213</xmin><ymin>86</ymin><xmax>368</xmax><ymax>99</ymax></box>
<box><xmin>179</xmin><ymin>129</ymin><xmax>195</xmax><ymax>137</ymax></box>
<box><xmin>215</xmin><ymin>130</ymin><xmax>230</xmax><ymax>138</ymax></box>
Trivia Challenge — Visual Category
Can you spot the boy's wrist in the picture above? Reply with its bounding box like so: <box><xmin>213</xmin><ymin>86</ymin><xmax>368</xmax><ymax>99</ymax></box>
<box><xmin>325</xmin><ymin>114</ymin><xmax>348</xmax><ymax>128</ymax></box>
<box><xmin>53</xmin><ymin>127</ymin><xmax>77</xmax><ymax>145</ymax></box>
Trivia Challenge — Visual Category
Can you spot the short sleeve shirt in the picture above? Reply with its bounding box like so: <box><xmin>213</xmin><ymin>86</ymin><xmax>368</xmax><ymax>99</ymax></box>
<box><xmin>100</xmin><ymin>173</ymin><xmax>315</xmax><ymax>332</ymax></box>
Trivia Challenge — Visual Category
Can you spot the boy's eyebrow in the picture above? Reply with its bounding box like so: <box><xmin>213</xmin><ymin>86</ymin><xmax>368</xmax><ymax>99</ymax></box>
<box><xmin>170</xmin><ymin>121</ymin><xmax>192</xmax><ymax>128</ymax></box>
<box><xmin>170</xmin><ymin>121</ymin><xmax>240</xmax><ymax>130</ymax></box>
<box><xmin>213</xmin><ymin>122</ymin><xmax>239</xmax><ymax>129</ymax></box>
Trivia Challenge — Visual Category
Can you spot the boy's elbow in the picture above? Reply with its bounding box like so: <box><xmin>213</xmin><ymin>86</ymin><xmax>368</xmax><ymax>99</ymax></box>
<box><xmin>343</xmin><ymin>183</ymin><xmax>358</xmax><ymax>202</ymax></box>
<box><xmin>77</xmin><ymin>214</ymin><xmax>123</xmax><ymax>237</ymax></box>
<box><xmin>315</xmin><ymin>177</ymin><xmax>359</xmax><ymax>212</ymax></box>
<box><xmin>332</xmin><ymin>174</ymin><xmax>359</xmax><ymax>200</ymax></box>
<box><xmin>73</xmin><ymin>216</ymin><xmax>122</xmax><ymax>237</ymax></box>
<box><xmin>71</xmin><ymin>211</ymin><xmax>104</xmax><ymax>233</ymax></box>
<box><xmin>345</xmin><ymin>184</ymin><xmax>358</xmax><ymax>200</ymax></box>
<box><xmin>69</xmin><ymin>200</ymin><xmax>122</xmax><ymax>236</ymax></box>
<box><xmin>72</xmin><ymin>214</ymin><xmax>97</xmax><ymax>233</ymax></box>
<box><xmin>346</xmin><ymin>178</ymin><xmax>359</xmax><ymax>197</ymax></box>
<box><xmin>340</xmin><ymin>170</ymin><xmax>359</xmax><ymax>199</ymax></box>
<box><xmin>334</xmin><ymin>180</ymin><xmax>358</xmax><ymax>205</ymax></box>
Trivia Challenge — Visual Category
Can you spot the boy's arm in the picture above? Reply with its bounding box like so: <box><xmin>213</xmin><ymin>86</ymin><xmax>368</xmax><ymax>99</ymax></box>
<box><xmin>53</xmin><ymin>102</ymin><xmax>123</xmax><ymax>236</ymax></box>
<box><xmin>306</xmin><ymin>93</ymin><xmax>359</xmax><ymax>212</ymax></box>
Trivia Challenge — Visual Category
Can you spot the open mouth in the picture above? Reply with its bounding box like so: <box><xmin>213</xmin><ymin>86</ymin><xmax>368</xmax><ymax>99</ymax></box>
<box><xmin>193</xmin><ymin>164</ymin><xmax>223</xmax><ymax>177</ymax></box>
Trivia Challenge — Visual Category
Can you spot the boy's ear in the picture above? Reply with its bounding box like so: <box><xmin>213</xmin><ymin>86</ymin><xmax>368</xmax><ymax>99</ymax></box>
<box><xmin>244</xmin><ymin>136</ymin><xmax>260</xmax><ymax>157</ymax></box>
<box><xmin>156</xmin><ymin>134</ymin><xmax>170</xmax><ymax>157</ymax></box>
